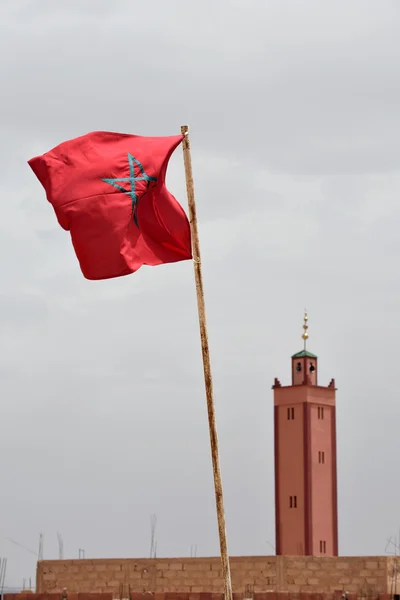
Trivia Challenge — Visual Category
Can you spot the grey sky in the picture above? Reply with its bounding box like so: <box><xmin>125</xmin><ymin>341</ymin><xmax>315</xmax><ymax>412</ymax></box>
<box><xmin>1</xmin><ymin>0</ymin><xmax>400</xmax><ymax>588</ymax></box>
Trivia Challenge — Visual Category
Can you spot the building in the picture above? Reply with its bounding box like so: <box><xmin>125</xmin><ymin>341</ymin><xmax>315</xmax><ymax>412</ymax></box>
<box><xmin>273</xmin><ymin>312</ymin><xmax>338</xmax><ymax>556</ymax></box>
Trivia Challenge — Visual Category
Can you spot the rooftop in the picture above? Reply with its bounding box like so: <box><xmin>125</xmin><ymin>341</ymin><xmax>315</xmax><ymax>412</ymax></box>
<box><xmin>292</xmin><ymin>349</ymin><xmax>317</xmax><ymax>358</ymax></box>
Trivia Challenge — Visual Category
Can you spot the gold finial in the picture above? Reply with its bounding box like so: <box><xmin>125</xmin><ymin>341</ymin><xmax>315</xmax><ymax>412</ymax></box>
<box><xmin>302</xmin><ymin>309</ymin><xmax>309</xmax><ymax>350</ymax></box>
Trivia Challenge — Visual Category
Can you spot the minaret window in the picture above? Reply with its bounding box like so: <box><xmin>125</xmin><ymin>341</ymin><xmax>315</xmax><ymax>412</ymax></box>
<box><xmin>289</xmin><ymin>495</ymin><xmax>297</xmax><ymax>508</ymax></box>
<box><xmin>287</xmin><ymin>407</ymin><xmax>295</xmax><ymax>420</ymax></box>
<box><xmin>309</xmin><ymin>363</ymin><xmax>315</xmax><ymax>372</ymax></box>
<box><xmin>318</xmin><ymin>406</ymin><xmax>325</xmax><ymax>419</ymax></box>
<box><xmin>296</xmin><ymin>362</ymin><xmax>302</xmax><ymax>372</ymax></box>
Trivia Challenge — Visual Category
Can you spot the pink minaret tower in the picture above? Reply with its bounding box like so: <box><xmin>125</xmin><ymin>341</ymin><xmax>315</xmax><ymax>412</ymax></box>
<box><xmin>273</xmin><ymin>312</ymin><xmax>338</xmax><ymax>556</ymax></box>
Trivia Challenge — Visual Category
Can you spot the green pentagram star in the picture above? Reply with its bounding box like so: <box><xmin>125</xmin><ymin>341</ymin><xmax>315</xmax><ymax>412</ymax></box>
<box><xmin>102</xmin><ymin>153</ymin><xmax>157</xmax><ymax>227</ymax></box>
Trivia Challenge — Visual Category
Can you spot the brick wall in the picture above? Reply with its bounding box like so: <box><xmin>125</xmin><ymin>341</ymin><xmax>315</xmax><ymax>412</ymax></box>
<box><xmin>3</xmin><ymin>593</ymin><xmax>394</xmax><ymax>600</ymax></box>
<box><xmin>36</xmin><ymin>556</ymin><xmax>392</xmax><ymax>595</ymax></box>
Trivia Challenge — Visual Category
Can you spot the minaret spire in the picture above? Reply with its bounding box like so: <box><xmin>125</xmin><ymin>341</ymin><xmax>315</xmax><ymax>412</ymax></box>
<box><xmin>302</xmin><ymin>309</ymin><xmax>309</xmax><ymax>351</ymax></box>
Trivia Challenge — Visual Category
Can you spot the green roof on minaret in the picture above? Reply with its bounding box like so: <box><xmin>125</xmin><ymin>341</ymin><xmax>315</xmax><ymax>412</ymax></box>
<box><xmin>292</xmin><ymin>349</ymin><xmax>317</xmax><ymax>359</ymax></box>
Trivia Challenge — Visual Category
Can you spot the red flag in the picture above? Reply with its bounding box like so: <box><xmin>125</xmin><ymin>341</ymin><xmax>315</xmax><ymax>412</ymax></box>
<box><xmin>28</xmin><ymin>131</ymin><xmax>192</xmax><ymax>280</ymax></box>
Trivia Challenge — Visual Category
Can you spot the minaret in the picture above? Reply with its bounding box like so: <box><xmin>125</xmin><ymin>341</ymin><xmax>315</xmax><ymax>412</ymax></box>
<box><xmin>273</xmin><ymin>312</ymin><xmax>338</xmax><ymax>556</ymax></box>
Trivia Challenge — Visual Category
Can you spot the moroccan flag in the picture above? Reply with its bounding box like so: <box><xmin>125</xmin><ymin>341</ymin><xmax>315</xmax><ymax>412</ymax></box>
<box><xmin>28</xmin><ymin>131</ymin><xmax>192</xmax><ymax>280</ymax></box>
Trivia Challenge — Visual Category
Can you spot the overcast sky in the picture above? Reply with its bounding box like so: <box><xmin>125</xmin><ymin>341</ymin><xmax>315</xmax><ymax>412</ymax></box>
<box><xmin>1</xmin><ymin>0</ymin><xmax>400</xmax><ymax>589</ymax></box>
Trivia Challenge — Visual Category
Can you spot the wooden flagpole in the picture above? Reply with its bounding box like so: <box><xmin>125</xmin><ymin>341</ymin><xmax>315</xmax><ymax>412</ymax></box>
<box><xmin>180</xmin><ymin>125</ymin><xmax>233</xmax><ymax>600</ymax></box>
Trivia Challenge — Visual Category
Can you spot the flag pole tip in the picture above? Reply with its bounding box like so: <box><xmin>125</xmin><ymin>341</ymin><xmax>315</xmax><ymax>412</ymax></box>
<box><xmin>181</xmin><ymin>125</ymin><xmax>189</xmax><ymax>135</ymax></box>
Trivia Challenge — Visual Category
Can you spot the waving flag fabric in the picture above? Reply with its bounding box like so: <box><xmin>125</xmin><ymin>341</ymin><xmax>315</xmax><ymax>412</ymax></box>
<box><xmin>28</xmin><ymin>131</ymin><xmax>192</xmax><ymax>280</ymax></box>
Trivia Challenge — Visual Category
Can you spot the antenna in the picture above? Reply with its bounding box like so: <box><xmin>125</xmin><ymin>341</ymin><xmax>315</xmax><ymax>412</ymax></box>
<box><xmin>150</xmin><ymin>514</ymin><xmax>157</xmax><ymax>559</ymax></box>
<box><xmin>0</xmin><ymin>558</ymin><xmax>7</xmax><ymax>597</ymax></box>
<box><xmin>57</xmin><ymin>533</ymin><xmax>64</xmax><ymax>560</ymax></box>
<box><xmin>78</xmin><ymin>549</ymin><xmax>85</xmax><ymax>559</ymax></box>
<box><xmin>38</xmin><ymin>534</ymin><xmax>44</xmax><ymax>561</ymax></box>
